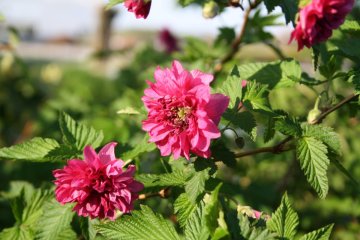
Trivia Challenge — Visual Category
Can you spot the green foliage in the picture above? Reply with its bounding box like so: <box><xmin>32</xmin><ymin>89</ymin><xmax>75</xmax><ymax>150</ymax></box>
<box><xmin>35</xmin><ymin>200</ymin><xmax>76</xmax><ymax>240</ymax></box>
<box><xmin>136</xmin><ymin>170</ymin><xmax>189</xmax><ymax>188</ymax></box>
<box><xmin>184</xmin><ymin>202</ymin><xmax>210</xmax><ymax>240</ymax></box>
<box><xmin>121</xmin><ymin>134</ymin><xmax>156</xmax><ymax>160</ymax></box>
<box><xmin>296</xmin><ymin>137</ymin><xmax>329</xmax><ymax>199</ymax></box>
<box><xmin>267</xmin><ymin>193</ymin><xmax>299</xmax><ymax>239</ymax></box>
<box><xmin>218</xmin><ymin>65</ymin><xmax>243</xmax><ymax>109</ymax></box>
<box><xmin>0</xmin><ymin>137</ymin><xmax>60</xmax><ymax>162</ymax></box>
<box><xmin>59</xmin><ymin>112</ymin><xmax>103</xmax><ymax>151</ymax></box>
<box><xmin>95</xmin><ymin>205</ymin><xmax>181</xmax><ymax>240</ymax></box>
<box><xmin>238</xmin><ymin>214</ymin><xmax>276</xmax><ymax>240</ymax></box>
<box><xmin>263</xmin><ymin>0</ymin><xmax>298</xmax><ymax>24</ymax></box>
<box><xmin>238</xmin><ymin>59</ymin><xmax>302</xmax><ymax>89</ymax></box>
<box><xmin>174</xmin><ymin>193</ymin><xmax>197</xmax><ymax>227</ymax></box>
<box><xmin>0</xmin><ymin>185</ymin><xmax>52</xmax><ymax>240</ymax></box>
<box><xmin>185</xmin><ymin>168</ymin><xmax>210</xmax><ymax>203</ymax></box>
<box><xmin>243</xmin><ymin>81</ymin><xmax>272</xmax><ymax>112</ymax></box>
<box><xmin>299</xmin><ymin>224</ymin><xmax>334</xmax><ymax>240</ymax></box>
<box><xmin>106</xmin><ymin>0</ymin><xmax>124</xmax><ymax>9</ymax></box>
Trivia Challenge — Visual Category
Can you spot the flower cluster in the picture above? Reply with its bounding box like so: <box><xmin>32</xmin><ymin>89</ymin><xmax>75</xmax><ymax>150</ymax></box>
<box><xmin>53</xmin><ymin>142</ymin><xmax>143</xmax><ymax>220</ymax></box>
<box><xmin>142</xmin><ymin>60</ymin><xmax>229</xmax><ymax>160</ymax></box>
<box><xmin>124</xmin><ymin>0</ymin><xmax>151</xmax><ymax>19</ymax></box>
<box><xmin>290</xmin><ymin>0</ymin><xmax>354</xmax><ymax>50</ymax></box>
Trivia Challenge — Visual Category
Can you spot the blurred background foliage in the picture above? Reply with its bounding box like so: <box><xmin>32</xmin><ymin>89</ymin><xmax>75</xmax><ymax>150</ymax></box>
<box><xmin>0</xmin><ymin>1</ymin><xmax>359</xmax><ymax>239</ymax></box>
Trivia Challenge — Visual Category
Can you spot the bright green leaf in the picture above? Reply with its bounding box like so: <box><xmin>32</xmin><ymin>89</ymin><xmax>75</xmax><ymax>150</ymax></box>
<box><xmin>174</xmin><ymin>193</ymin><xmax>197</xmax><ymax>228</ymax></box>
<box><xmin>299</xmin><ymin>224</ymin><xmax>334</xmax><ymax>240</ymax></box>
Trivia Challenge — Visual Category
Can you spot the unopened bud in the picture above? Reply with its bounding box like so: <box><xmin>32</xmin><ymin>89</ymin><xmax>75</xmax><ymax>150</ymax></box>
<box><xmin>202</xmin><ymin>1</ymin><xmax>219</xmax><ymax>19</ymax></box>
<box><xmin>229</xmin><ymin>0</ymin><xmax>240</xmax><ymax>7</ymax></box>
<box><xmin>307</xmin><ymin>96</ymin><xmax>322</xmax><ymax>123</ymax></box>
<box><xmin>235</xmin><ymin>137</ymin><xmax>245</xmax><ymax>148</ymax></box>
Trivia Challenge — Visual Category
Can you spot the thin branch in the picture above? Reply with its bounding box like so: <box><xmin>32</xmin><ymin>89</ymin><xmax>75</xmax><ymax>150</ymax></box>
<box><xmin>234</xmin><ymin>93</ymin><xmax>359</xmax><ymax>159</ymax></box>
<box><xmin>138</xmin><ymin>188</ymin><xmax>171</xmax><ymax>200</ymax></box>
<box><xmin>213</xmin><ymin>0</ymin><xmax>261</xmax><ymax>77</ymax></box>
<box><xmin>310</xmin><ymin>93</ymin><xmax>359</xmax><ymax>124</ymax></box>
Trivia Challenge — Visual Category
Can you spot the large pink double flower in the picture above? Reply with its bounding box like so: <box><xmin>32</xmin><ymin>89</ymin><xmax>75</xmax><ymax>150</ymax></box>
<box><xmin>53</xmin><ymin>142</ymin><xmax>143</xmax><ymax>220</ymax></box>
<box><xmin>290</xmin><ymin>0</ymin><xmax>354</xmax><ymax>50</ymax></box>
<box><xmin>142</xmin><ymin>61</ymin><xmax>229</xmax><ymax>160</ymax></box>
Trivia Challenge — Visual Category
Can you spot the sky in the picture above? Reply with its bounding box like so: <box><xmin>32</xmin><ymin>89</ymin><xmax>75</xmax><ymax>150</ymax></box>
<box><xmin>0</xmin><ymin>0</ymin><xmax>292</xmax><ymax>39</ymax></box>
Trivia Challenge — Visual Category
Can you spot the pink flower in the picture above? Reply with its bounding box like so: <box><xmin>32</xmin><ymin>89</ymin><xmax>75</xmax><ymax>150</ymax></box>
<box><xmin>142</xmin><ymin>60</ymin><xmax>229</xmax><ymax>160</ymax></box>
<box><xmin>53</xmin><ymin>142</ymin><xmax>143</xmax><ymax>220</ymax></box>
<box><xmin>290</xmin><ymin>0</ymin><xmax>354</xmax><ymax>50</ymax></box>
<box><xmin>124</xmin><ymin>0</ymin><xmax>151</xmax><ymax>19</ymax></box>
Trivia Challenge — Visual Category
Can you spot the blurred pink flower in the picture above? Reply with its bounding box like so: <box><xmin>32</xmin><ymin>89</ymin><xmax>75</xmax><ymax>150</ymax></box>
<box><xmin>124</xmin><ymin>0</ymin><xmax>151</xmax><ymax>19</ymax></box>
<box><xmin>142</xmin><ymin>60</ymin><xmax>229</xmax><ymax>159</ymax></box>
<box><xmin>53</xmin><ymin>142</ymin><xmax>143</xmax><ymax>220</ymax></box>
<box><xmin>159</xmin><ymin>28</ymin><xmax>179</xmax><ymax>53</ymax></box>
<box><xmin>290</xmin><ymin>0</ymin><xmax>354</xmax><ymax>50</ymax></box>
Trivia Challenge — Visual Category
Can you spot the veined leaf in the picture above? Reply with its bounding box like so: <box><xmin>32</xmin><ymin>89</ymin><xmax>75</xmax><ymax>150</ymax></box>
<box><xmin>35</xmin><ymin>199</ymin><xmax>76</xmax><ymax>240</ymax></box>
<box><xmin>174</xmin><ymin>193</ymin><xmax>197</xmax><ymax>228</ymax></box>
<box><xmin>296</xmin><ymin>137</ymin><xmax>329</xmax><ymax>198</ymax></box>
<box><xmin>135</xmin><ymin>170</ymin><xmax>189</xmax><ymax>188</ymax></box>
<box><xmin>238</xmin><ymin>214</ymin><xmax>276</xmax><ymax>240</ymax></box>
<box><xmin>95</xmin><ymin>205</ymin><xmax>181</xmax><ymax>240</ymax></box>
<box><xmin>263</xmin><ymin>0</ymin><xmax>298</xmax><ymax>24</ymax></box>
<box><xmin>218</xmin><ymin>65</ymin><xmax>243</xmax><ymax>109</ymax></box>
<box><xmin>59</xmin><ymin>112</ymin><xmax>103</xmax><ymax>150</ymax></box>
<box><xmin>340</xmin><ymin>20</ymin><xmax>360</xmax><ymax>33</ymax></box>
<box><xmin>267</xmin><ymin>193</ymin><xmax>299</xmax><ymax>239</ymax></box>
<box><xmin>0</xmin><ymin>138</ymin><xmax>60</xmax><ymax>162</ymax></box>
<box><xmin>185</xmin><ymin>168</ymin><xmax>210</xmax><ymax>203</ymax></box>
<box><xmin>299</xmin><ymin>224</ymin><xmax>334</xmax><ymax>240</ymax></box>
<box><xmin>121</xmin><ymin>134</ymin><xmax>156</xmax><ymax>160</ymax></box>
<box><xmin>185</xmin><ymin>202</ymin><xmax>210</xmax><ymax>240</ymax></box>
<box><xmin>204</xmin><ymin>183</ymin><xmax>222</xmax><ymax>235</ymax></box>
<box><xmin>275</xmin><ymin>116</ymin><xmax>302</xmax><ymax>137</ymax></box>
<box><xmin>243</xmin><ymin>81</ymin><xmax>272</xmax><ymax>112</ymax></box>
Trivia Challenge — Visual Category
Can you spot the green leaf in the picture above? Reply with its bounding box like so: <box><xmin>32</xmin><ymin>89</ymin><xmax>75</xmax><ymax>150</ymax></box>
<box><xmin>263</xmin><ymin>0</ymin><xmax>298</xmax><ymax>24</ymax></box>
<box><xmin>22</xmin><ymin>189</ymin><xmax>52</xmax><ymax>225</ymax></box>
<box><xmin>59</xmin><ymin>112</ymin><xmax>103</xmax><ymax>150</ymax></box>
<box><xmin>116</xmin><ymin>107</ymin><xmax>142</xmax><ymax>115</ymax></box>
<box><xmin>340</xmin><ymin>20</ymin><xmax>360</xmax><ymax>33</ymax></box>
<box><xmin>95</xmin><ymin>205</ymin><xmax>181</xmax><ymax>240</ymax></box>
<box><xmin>136</xmin><ymin>170</ymin><xmax>189</xmax><ymax>188</ymax></box>
<box><xmin>204</xmin><ymin>183</ymin><xmax>222</xmax><ymax>235</ymax></box>
<box><xmin>238</xmin><ymin>59</ymin><xmax>302</xmax><ymax>89</ymax></box>
<box><xmin>185</xmin><ymin>202</ymin><xmax>210</xmax><ymax>240</ymax></box>
<box><xmin>0</xmin><ymin>226</ymin><xmax>34</xmax><ymax>240</ymax></box>
<box><xmin>296</xmin><ymin>137</ymin><xmax>329</xmax><ymax>198</ymax></box>
<box><xmin>0</xmin><ymin>138</ymin><xmax>60</xmax><ymax>162</ymax></box>
<box><xmin>302</xmin><ymin>124</ymin><xmax>341</xmax><ymax>155</ymax></box>
<box><xmin>121</xmin><ymin>134</ymin><xmax>156</xmax><ymax>160</ymax></box>
<box><xmin>223</xmin><ymin>110</ymin><xmax>256</xmax><ymax>135</ymax></box>
<box><xmin>210</xmin><ymin>139</ymin><xmax>237</xmax><ymax>168</ymax></box>
<box><xmin>299</xmin><ymin>224</ymin><xmax>334</xmax><ymax>240</ymax></box>
<box><xmin>174</xmin><ymin>193</ymin><xmax>197</xmax><ymax>228</ymax></box>
<box><xmin>218</xmin><ymin>66</ymin><xmax>243</xmax><ymax>109</ymax></box>
<box><xmin>35</xmin><ymin>199</ymin><xmax>76</xmax><ymax>240</ymax></box>
<box><xmin>267</xmin><ymin>193</ymin><xmax>299</xmax><ymax>239</ymax></box>
<box><xmin>238</xmin><ymin>214</ymin><xmax>276</xmax><ymax>240</ymax></box>
<box><xmin>80</xmin><ymin>218</ymin><xmax>100</xmax><ymax>240</ymax></box>
<box><xmin>185</xmin><ymin>168</ymin><xmax>210</xmax><ymax>203</ymax></box>
<box><xmin>243</xmin><ymin>81</ymin><xmax>272</xmax><ymax>112</ymax></box>
<box><xmin>106</xmin><ymin>0</ymin><xmax>124</xmax><ymax>9</ymax></box>
<box><xmin>275</xmin><ymin>116</ymin><xmax>302</xmax><ymax>137</ymax></box>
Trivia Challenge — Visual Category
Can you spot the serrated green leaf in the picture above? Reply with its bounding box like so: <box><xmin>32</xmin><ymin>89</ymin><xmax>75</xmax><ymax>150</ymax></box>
<box><xmin>275</xmin><ymin>116</ymin><xmax>302</xmax><ymax>137</ymax></box>
<box><xmin>185</xmin><ymin>168</ymin><xmax>210</xmax><ymax>203</ymax></box>
<box><xmin>299</xmin><ymin>224</ymin><xmax>334</xmax><ymax>240</ymax></box>
<box><xmin>243</xmin><ymin>81</ymin><xmax>272</xmax><ymax>112</ymax></box>
<box><xmin>185</xmin><ymin>202</ymin><xmax>210</xmax><ymax>240</ymax></box>
<box><xmin>218</xmin><ymin>66</ymin><xmax>243</xmax><ymax>109</ymax></box>
<box><xmin>263</xmin><ymin>0</ymin><xmax>298</xmax><ymax>24</ymax></box>
<box><xmin>35</xmin><ymin>199</ymin><xmax>76</xmax><ymax>240</ymax></box>
<box><xmin>0</xmin><ymin>138</ymin><xmax>60</xmax><ymax>162</ymax></box>
<box><xmin>296</xmin><ymin>137</ymin><xmax>329</xmax><ymax>198</ymax></box>
<box><xmin>223</xmin><ymin>110</ymin><xmax>256</xmax><ymax>135</ymax></box>
<box><xmin>267</xmin><ymin>193</ymin><xmax>299</xmax><ymax>239</ymax></box>
<box><xmin>95</xmin><ymin>205</ymin><xmax>181</xmax><ymax>240</ymax></box>
<box><xmin>121</xmin><ymin>134</ymin><xmax>156</xmax><ymax>160</ymax></box>
<box><xmin>302</xmin><ymin>124</ymin><xmax>341</xmax><ymax>155</ymax></box>
<box><xmin>59</xmin><ymin>112</ymin><xmax>103</xmax><ymax>150</ymax></box>
<box><xmin>116</xmin><ymin>107</ymin><xmax>141</xmax><ymax>115</ymax></box>
<box><xmin>204</xmin><ymin>183</ymin><xmax>222</xmax><ymax>235</ymax></box>
<box><xmin>238</xmin><ymin>60</ymin><xmax>302</xmax><ymax>89</ymax></box>
<box><xmin>136</xmin><ymin>170</ymin><xmax>188</xmax><ymax>188</ymax></box>
<box><xmin>22</xmin><ymin>189</ymin><xmax>52</xmax><ymax>225</ymax></box>
<box><xmin>340</xmin><ymin>20</ymin><xmax>360</xmax><ymax>33</ymax></box>
<box><xmin>80</xmin><ymin>218</ymin><xmax>100</xmax><ymax>240</ymax></box>
<box><xmin>174</xmin><ymin>193</ymin><xmax>197</xmax><ymax>228</ymax></box>
<box><xmin>210</xmin><ymin>139</ymin><xmax>237</xmax><ymax>168</ymax></box>
<box><xmin>0</xmin><ymin>226</ymin><xmax>34</xmax><ymax>240</ymax></box>
<box><xmin>238</xmin><ymin>214</ymin><xmax>276</xmax><ymax>240</ymax></box>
